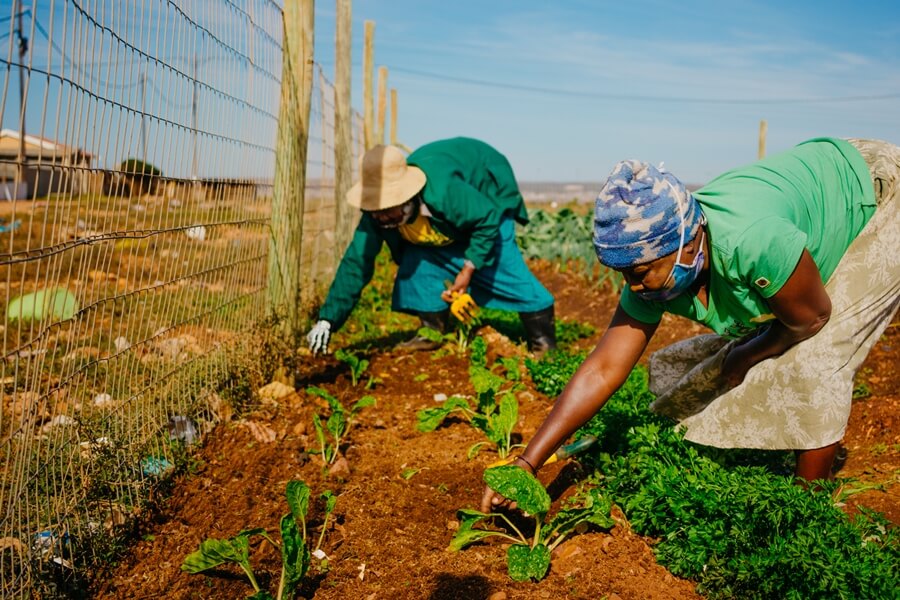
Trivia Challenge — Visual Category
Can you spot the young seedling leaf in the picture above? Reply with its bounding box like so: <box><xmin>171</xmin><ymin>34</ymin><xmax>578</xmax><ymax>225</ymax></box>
<box><xmin>487</xmin><ymin>393</ymin><xmax>518</xmax><ymax>455</ymax></box>
<box><xmin>467</xmin><ymin>441</ymin><xmax>488</xmax><ymax>459</ymax></box>
<box><xmin>507</xmin><ymin>543</ymin><xmax>551</xmax><ymax>582</ymax></box>
<box><xmin>448</xmin><ymin>509</ymin><xmax>502</xmax><ymax>551</ymax></box>
<box><xmin>311</xmin><ymin>414</ymin><xmax>332</xmax><ymax>464</ymax></box>
<box><xmin>285</xmin><ymin>480</ymin><xmax>311</xmax><ymax>532</ymax></box>
<box><xmin>352</xmin><ymin>395</ymin><xmax>376</xmax><ymax>412</ymax></box>
<box><xmin>416</xmin><ymin>396</ymin><xmax>472</xmax><ymax>432</ymax></box>
<box><xmin>483</xmin><ymin>466</ymin><xmax>551</xmax><ymax>517</ymax></box>
<box><xmin>280</xmin><ymin>513</ymin><xmax>310</xmax><ymax>597</ymax></box>
<box><xmin>322</xmin><ymin>490</ymin><xmax>337</xmax><ymax>516</ymax></box>
<box><xmin>181</xmin><ymin>536</ymin><xmax>250</xmax><ymax>573</ymax></box>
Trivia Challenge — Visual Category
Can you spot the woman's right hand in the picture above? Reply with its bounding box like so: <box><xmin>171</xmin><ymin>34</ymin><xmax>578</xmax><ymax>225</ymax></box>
<box><xmin>479</xmin><ymin>456</ymin><xmax>535</xmax><ymax>512</ymax></box>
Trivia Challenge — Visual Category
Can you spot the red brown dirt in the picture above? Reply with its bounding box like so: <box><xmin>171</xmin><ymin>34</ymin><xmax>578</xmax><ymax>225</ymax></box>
<box><xmin>93</xmin><ymin>259</ymin><xmax>898</xmax><ymax>599</ymax></box>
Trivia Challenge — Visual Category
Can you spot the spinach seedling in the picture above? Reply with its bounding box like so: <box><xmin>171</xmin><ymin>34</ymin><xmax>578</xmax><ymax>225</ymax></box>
<box><xmin>334</xmin><ymin>349</ymin><xmax>369</xmax><ymax>387</ymax></box>
<box><xmin>182</xmin><ymin>480</ymin><xmax>336</xmax><ymax>599</ymax></box>
<box><xmin>450</xmin><ymin>466</ymin><xmax>614</xmax><ymax>582</ymax></box>
<box><xmin>307</xmin><ymin>386</ymin><xmax>375</xmax><ymax>466</ymax></box>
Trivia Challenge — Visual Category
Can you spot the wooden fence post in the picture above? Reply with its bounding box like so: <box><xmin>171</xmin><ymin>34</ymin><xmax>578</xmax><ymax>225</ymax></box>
<box><xmin>758</xmin><ymin>119</ymin><xmax>767</xmax><ymax>159</ymax></box>
<box><xmin>334</xmin><ymin>0</ymin><xmax>353</xmax><ymax>262</ymax></box>
<box><xmin>268</xmin><ymin>0</ymin><xmax>314</xmax><ymax>337</ymax></box>
<box><xmin>376</xmin><ymin>66</ymin><xmax>388</xmax><ymax>146</ymax></box>
<box><xmin>363</xmin><ymin>20</ymin><xmax>375</xmax><ymax>149</ymax></box>
<box><xmin>390</xmin><ymin>88</ymin><xmax>398</xmax><ymax>146</ymax></box>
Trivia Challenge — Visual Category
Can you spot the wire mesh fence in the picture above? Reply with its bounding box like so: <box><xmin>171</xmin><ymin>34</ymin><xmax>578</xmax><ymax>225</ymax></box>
<box><xmin>0</xmin><ymin>1</ymin><xmax>360</xmax><ymax>596</ymax></box>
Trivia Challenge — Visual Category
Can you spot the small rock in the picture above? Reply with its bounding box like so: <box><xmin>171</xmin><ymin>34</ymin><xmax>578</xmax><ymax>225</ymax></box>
<box><xmin>488</xmin><ymin>593</ymin><xmax>507</xmax><ymax>600</ymax></box>
<box><xmin>258</xmin><ymin>381</ymin><xmax>295</xmax><ymax>402</ymax></box>
<box><xmin>328</xmin><ymin>456</ymin><xmax>351</xmax><ymax>478</ymax></box>
<box><xmin>552</xmin><ymin>542</ymin><xmax>582</xmax><ymax>560</ymax></box>
<box><xmin>601</xmin><ymin>536</ymin><xmax>614</xmax><ymax>554</ymax></box>
<box><xmin>433</xmin><ymin>393</ymin><xmax>448</xmax><ymax>402</ymax></box>
<box><xmin>608</xmin><ymin>594</ymin><xmax>623</xmax><ymax>600</ymax></box>
<box><xmin>113</xmin><ymin>336</ymin><xmax>131</xmax><ymax>352</ymax></box>
<box><xmin>312</xmin><ymin>548</ymin><xmax>327</xmax><ymax>560</ymax></box>
<box><xmin>373</xmin><ymin>418</ymin><xmax>387</xmax><ymax>429</ymax></box>
<box><xmin>446</xmin><ymin>519</ymin><xmax>459</xmax><ymax>531</ymax></box>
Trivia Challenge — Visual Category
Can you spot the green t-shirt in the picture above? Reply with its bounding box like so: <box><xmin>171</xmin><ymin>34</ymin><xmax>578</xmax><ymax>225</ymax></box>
<box><xmin>620</xmin><ymin>138</ymin><xmax>876</xmax><ymax>339</ymax></box>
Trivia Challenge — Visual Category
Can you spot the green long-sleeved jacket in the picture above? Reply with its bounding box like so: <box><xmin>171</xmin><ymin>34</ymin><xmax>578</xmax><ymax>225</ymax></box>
<box><xmin>319</xmin><ymin>137</ymin><xmax>529</xmax><ymax>329</ymax></box>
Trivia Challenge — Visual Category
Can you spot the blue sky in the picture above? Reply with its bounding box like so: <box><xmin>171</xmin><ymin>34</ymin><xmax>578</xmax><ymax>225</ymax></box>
<box><xmin>3</xmin><ymin>1</ymin><xmax>898</xmax><ymax>185</ymax></box>
<box><xmin>314</xmin><ymin>0</ymin><xmax>900</xmax><ymax>184</ymax></box>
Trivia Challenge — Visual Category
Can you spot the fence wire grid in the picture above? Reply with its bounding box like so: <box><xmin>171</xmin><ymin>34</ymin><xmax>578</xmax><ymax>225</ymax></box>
<box><xmin>0</xmin><ymin>1</ymin><xmax>360</xmax><ymax>596</ymax></box>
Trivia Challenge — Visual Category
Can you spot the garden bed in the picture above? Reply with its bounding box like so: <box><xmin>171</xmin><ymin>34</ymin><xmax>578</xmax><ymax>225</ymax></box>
<box><xmin>92</xmin><ymin>259</ymin><xmax>899</xmax><ymax>599</ymax></box>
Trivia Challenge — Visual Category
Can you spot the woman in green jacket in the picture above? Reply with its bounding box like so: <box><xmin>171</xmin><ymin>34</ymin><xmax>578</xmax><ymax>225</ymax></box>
<box><xmin>306</xmin><ymin>138</ymin><xmax>556</xmax><ymax>354</ymax></box>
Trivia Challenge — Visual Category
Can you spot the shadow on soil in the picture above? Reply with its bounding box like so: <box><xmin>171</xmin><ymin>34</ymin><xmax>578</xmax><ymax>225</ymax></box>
<box><xmin>427</xmin><ymin>573</ymin><xmax>493</xmax><ymax>600</ymax></box>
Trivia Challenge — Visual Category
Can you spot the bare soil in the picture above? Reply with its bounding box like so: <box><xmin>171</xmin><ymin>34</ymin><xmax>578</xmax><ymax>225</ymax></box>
<box><xmin>94</xmin><ymin>260</ymin><xmax>899</xmax><ymax>599</ymax></box>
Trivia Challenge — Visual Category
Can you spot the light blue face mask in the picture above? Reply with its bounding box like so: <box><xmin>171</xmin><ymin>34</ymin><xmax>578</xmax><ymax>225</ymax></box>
<box><xmin>637</xmin><ymin>206</ymin><xmax>706</xmax><ymax>302</ymax></box>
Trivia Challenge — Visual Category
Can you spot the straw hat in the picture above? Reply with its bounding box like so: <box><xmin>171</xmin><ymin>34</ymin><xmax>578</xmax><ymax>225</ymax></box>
<box><xmin>346</xmin><ymin>145</ymin><xmax>426</xmax><ymax>210</ymax></box>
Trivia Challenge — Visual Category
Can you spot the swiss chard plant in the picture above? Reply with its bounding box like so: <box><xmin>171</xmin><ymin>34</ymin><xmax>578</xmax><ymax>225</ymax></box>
<box><xmin>334</xmin><ymin>349</ymin><xmax>370</xmax><ymax>387</ymax></box>
<box><xmin>181</xmin><ymin>480</ymin><xmax>336</xmax><ymax>599</ymax></box>
<box><xmin>449</xmin><ymin>466</ymin><xmax>614</xmax><ymax>582</ymax></box>
<box><xmin>415</xmin><ymin>337</ymin><xmax>523</xmax><ymax>459</ymax></box>
<box><xmin>307</xmin><ymin>386</ymin><xmax>375</xmax><ymax>466</ymax></box>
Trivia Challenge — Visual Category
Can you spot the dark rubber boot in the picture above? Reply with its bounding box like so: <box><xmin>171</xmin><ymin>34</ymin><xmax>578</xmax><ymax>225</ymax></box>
<box><xmin>395</xmin><ymin>310</ymin><xmax>449</xmax><ymax>352</ymax></box>
<box><xmin>519</xmin><ymin>305</ymin><xmax>557</xmax><ymax>356</ymax></box>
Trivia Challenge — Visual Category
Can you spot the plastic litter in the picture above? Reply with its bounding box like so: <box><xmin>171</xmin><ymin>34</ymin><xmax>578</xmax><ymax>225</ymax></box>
<box><xmin>168</xmin><ymin>415</ymin><xmax>199</xmax><ymax>445</ymax></box>
<box><xmin>6</xmin><ymin>288</ymin><xmax>79</xmax><ymax>322</ymax></box>
<box><xmin>141</xmin><ymin>456</ymin><xmax>174</xmax><ymax>477</ymax></box>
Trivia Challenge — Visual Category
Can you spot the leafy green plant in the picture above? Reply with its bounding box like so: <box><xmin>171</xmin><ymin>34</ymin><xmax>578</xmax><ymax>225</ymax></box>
<box><xmin>182</xmin><ymin>480</ymin><xmax>336</xmax><ymax>599</ymax></box>
<box><xmin>575</xmin><ymin>366</ymin><xmax>900</xmax><ymax>599</ymax></box>
<box><xmin>334</xmin><ymin>349</ymin><xmax>370</xmax><ymax>387</ymax></box>
<box><xmin>526</xmin><ymin>350</ymin><xmax>587</xmax><ymax>397</ymax></box>
<box><xmin>517</xmin><ymin>207</ymin><xmax>621</xmax><ymax>287</ymax></box>
<box><xmin>449</xmin><ymin>466</ymin><xmax>614</xmax><ymax>582</ymax></box>
<box><xmin>307</xmin><ymin>387</ymin><xmax>375</xmax><ymax>466</ymax></box>
<box><xmin>416</xmin><ymin>345</ymin><xmax>523</xmax><ymax>459</ymax></box>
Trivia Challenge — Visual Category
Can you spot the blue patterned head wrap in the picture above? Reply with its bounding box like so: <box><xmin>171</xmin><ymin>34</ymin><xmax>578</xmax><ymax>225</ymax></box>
<box><xmin>593</xmin><ymin>160</ymin><xmax>702</xmax><ymax>269</ymax></box>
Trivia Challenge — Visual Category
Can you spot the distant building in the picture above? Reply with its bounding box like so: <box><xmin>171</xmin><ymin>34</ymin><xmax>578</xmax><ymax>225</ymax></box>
<box><xmin>0</xmin><ymin>129</ymin><xmax>94</xmax><ymax>199</ymax></box>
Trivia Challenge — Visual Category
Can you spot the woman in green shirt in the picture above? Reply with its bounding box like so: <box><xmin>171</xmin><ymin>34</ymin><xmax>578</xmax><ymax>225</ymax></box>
<box><xmin>483</xmin><ymin>137</ymin><xmax>900</xmax><ymax>510</ymax></box>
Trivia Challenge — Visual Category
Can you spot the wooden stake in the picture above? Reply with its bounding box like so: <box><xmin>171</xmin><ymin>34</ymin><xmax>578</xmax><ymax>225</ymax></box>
<box><xmin>376</xmin><ymin>66</ymin><xmax>388</xmax><ymax>146</ymax></box>
<box><xmin>758</xmin><ymin>119</ymin><xmax>768</xmax><ymax>159</ymax></box>
<box><xmin>268</xmin><ymin>0</ymin><xmax>315</xmax><ymax>336</ymax></box>
<box><xmin>334</xmin><ymin>0</ymin><xmax>353</xmax><ymax>261</ymax></box>
<box><xmin>390</xmin><ymin>88</ymin><xmax>398</xmax><ymax>146</ymax></box>
<box><xmin>363</xmin><ymin>20</ymin><xmax>375</xmax><ymax>149</ymax></box>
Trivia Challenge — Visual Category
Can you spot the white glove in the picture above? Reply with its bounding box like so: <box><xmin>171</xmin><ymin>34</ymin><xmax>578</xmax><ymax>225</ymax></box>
<box><xmin>307</xmin><ymin>320</ymin><xmax>332</xmax><ymax>355</ymax></box>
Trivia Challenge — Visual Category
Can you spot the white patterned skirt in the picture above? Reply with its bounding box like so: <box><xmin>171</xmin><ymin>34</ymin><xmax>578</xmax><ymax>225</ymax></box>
<box><xmin>648</xmin><ymin>139</ymin><xmax>900</xmax><ymax>450</ymax></box>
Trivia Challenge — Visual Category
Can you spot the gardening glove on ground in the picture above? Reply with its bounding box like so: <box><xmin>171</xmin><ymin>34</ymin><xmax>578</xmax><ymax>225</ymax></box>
<box><xmin>307</xmin><ymin>320</ymin><xmax>332</xmax><ymax>355</ymax></box>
